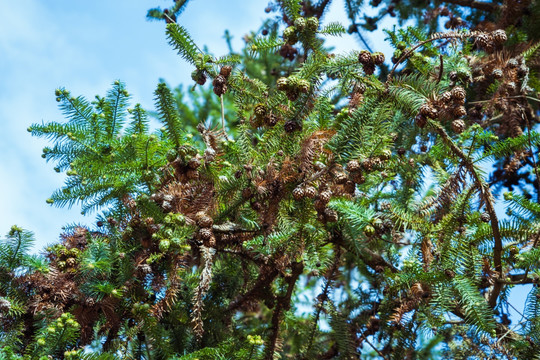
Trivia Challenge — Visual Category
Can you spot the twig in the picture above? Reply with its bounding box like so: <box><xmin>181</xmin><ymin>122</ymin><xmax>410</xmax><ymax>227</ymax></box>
<box><xmin>220</xmin><ymin>95</ymin><xmax>228</xmax><ymax>140</ymax></box>
<box><xmin>387</xmin><ymin>31</ymin><xmax>483</xmax><ymax>82</ymax></box>
<box><xmin>430</xmin><ymin>121</ymin><xmax>503</xmax><ymax>307</ymax></box>
<box><xmin>264</xmin><ymin>262</ymin><xmax>303</xmax><ymax>360</ymax></box>
<box><xmin>362</xmin><ymin>336</ymin><xmax>389</xmax><ymax>360</ymax></box>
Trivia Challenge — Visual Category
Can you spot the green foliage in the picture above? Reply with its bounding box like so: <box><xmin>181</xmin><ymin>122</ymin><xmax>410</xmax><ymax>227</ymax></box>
<box><xmin>4</xmin><ymin>0</ymin><xmax>540</xmax><ymax>359</ymax></box>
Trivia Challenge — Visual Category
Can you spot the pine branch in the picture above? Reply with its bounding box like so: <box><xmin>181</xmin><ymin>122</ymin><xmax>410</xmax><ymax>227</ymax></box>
<box><xmin>430</xmin><ymin>120</ymin><xmax>503</xmax><ymax>308</ymax></box>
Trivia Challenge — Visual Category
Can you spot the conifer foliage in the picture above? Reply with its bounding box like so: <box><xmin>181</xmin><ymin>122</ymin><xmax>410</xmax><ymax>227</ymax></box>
<box><xmin>2</xmin><ymin>0</ymin><xmax>540</xmax><ymax>358</ymax></box>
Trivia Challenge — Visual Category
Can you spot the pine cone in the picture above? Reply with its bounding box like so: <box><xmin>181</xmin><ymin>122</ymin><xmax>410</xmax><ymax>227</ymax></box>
<box><xmin>517</xmin><ymin>65</ymin><xmax>529</xmax><ymax>77</ymax></box>
<box><xmin>306</xmin><ymin>17</ymin><xmax>319</xmax><ymax>31</ymax></box>
<box><xmin>305</xmin><ymin>186</ymin><xmax>317</xmax><ymax>198</ymax></box>
<box><xmin>419</xmin><ymin>104</ymin><xmax>438</xmax><ymax>119</ymax></box>
<box><xmin>186</xmin><ymin>169</ymin><xmax>199</xmax><ymax>180</ymax></box>
<box><xmin>324</xmin><ymin>208</ymin><xmax>338</xmax><ymax>222</ymax></box>
<box><xmin>196</xmin><ymin>213</ymin><xmax>213</xmax><ymax>228</ymax></box>
<box><xmin>191</xmin><ymin>70</ymin><xmax>207</xmax><ymax>85</ymax></box>
<box><xmin>279</xmin><ymin>43</ymin><xmax>298</xmax><ymax>61</ymax></box>
<box><xmin>298</xmin><ymin>79</ymin><xmax>310</xmax><ymax>93</ymax></box>
<box><xmin>451</xmin><ymin>119</ymin><xmax>466</xmax><ymax>133</ymax></box>
<box><xmin>372</xmin><ymin>52</ymin><xmax>385</xmax><ymax>65</ymax></box>
<box><xmin>347</xmin><ymin>159</ymin><xmax>361</xmax><ymax>172</ymax></box>
<box><xmin>440</xmin><ymin>91</ymin><xmax>452</xmax><ymax>102</ymax></box>
<box><xmin>358</xmin><ymin>50</ymin><xmax>373</xmax><ymax>65</ymax></box>
<box><xmin>213</xmin><ymin>75</ymin><xmax>228</xmax><ymax>96</ymax></box>
<box><xmin>220</xmin><ymin>65</ymin><xmax>232</xmax><ymax>78</ymax></box>
<box><xmin>188</xmin><ymin>157</ymin><xmax>201</xmax><ymax>169</ymax></box>
<box><xmin>333</xmin><ymin>171</ymin><xmax>348</xmax><ymax>184</ymax></box>
<box><xmin>475</xmin><ymin>33</ymin><xmax>493</xmax><ymax>51</ymax></box>
<box><xmin>293</xmin><ymin>186</ymin><xmax>305</xmax><ymax>200</ymax></box>
<box><xmin>506</xmin><ymin>58</ymin><xmax>519</xmax><ymax>69</ymax></box>
<box><xmin>0</xmin><ymin>298</ymin><xmax>11</xmax><ymax>313</ymax></box>
<box><xmin>420</xmin><ymin>144</ymin><xmax>428</xmax><ymax>152</ymax></box>
<box><xmin>254</xmin><ymin>103</ymin><xmax>267</xmax><ymax>118</ymax></box>
<box><xmin>213</xmin><ymin>83</ymin><xmax>227</xmax><ymax>96</ymax></box>
<box><xmin>283</xmin><ymin>26</ymin><xmax>298</xmax><ymax>44</ymax></box>
<box><xmin>444</xmin><ymin>269</ymin><xmax>456</xmax><ymax>278</ymax></box>
<box><xmin>294</xmin><ymin>17</ymin><xmax>306</xmax><ymax>30</ymax></box>
<box><xmin>480</xmin><ymin>212</ymin><xmax>491</xmax><ymax>222</ymax></box>
<box><xmin>491</xmin><ymin>69</ymin><xmax>503</xmax><ymax>79</ymax></box>
<box><xmin>314</xmin><ymin>199</ymin><xmax>326</xmax><ymax>211</ymax></box>
<box><xmin>199</xmin><ymin>228</ymin><xmax>213</xmax><ymax>240</ymax></box>
<box><xmin>452</xmin><ymin>106</ymin><xmax>467</xmax><ymax>118</ymax></box>
<box><xmin>362</xmin><ymin>158</ymin><xmax>375</xmax><ymax>171</ymax></box>
<box><xmin>451</xmin><ymin>87</ymin><xmax>466</xmax><ymax>103</ymax></box>
<box><xmin>343</xmin><ymin>180</ymin><xmax>356</xmax><ymax>194</ymax></box>
<box><xmin>284</xmin><ymin>120</ymin><xmax>301</xmax><ymax>133</ymax></box>
<box><xmin>491</xmin><ymin>29</ymin><xmax>507</xmax><ymax>44</ymax></box>
<box><xmin>265</xmin><ymin>113</ymin><xmax>279</xmax><ymax>127</ymax></box>
<box><xmin>319</xmin><ymin>190</ymin><xmax>332</xmax><ymax>203</ymax></box>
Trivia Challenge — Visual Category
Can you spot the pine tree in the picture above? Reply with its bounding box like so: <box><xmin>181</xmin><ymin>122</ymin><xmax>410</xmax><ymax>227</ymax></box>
<box><xmin>2</xmin><ymin>0</ymin><xmax>540</xmax><ymax>358</ymax></box>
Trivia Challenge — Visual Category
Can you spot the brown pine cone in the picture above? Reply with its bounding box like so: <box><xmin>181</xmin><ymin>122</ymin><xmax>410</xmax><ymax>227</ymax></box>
<box><xmin>419</xmin><ymin>104</ymin><xmax>438</xmax><ymax>119</ymax></box>
<box><xmin>220</xmin><ymin>65</ymin><xmax>232</xmax><ymax>78</ymax></box>
<box><xmin>254</xmin><ymin>103</ymin><xmax>268</xmax><ymax>119</ymax></box>
<box><xmin>284</xmin><ymin>120</ymin><xmax>301</xmax><ymax>133</ymax></box>
<box><xmin>475</xmin><ymin>33</ymin><xmax>494</xmax><ymax>52</ymax></box>
<box><xmin>451</xmin><ymin>119</ymin><xmax>466</xmax><ymax>133</ymax></box>
<box><xmin>265</xmin><ymin>113</ymin><xmax>279</xmax><ymax>127</ymax></box>
<box><xmin>199</xmin><ymin>228</ymin><xmax>213</xmax><ymax>240</ymax></box>
<box><xmin>319</xmin><ymin>190</ymin><xmax>332</xmax><ymax>203</ymax></box>
<box><xmin>305</xmin><ymin>186</ymin><xmax>317</xmax><ymax>198</ymax></box>
<box><xmin>186</xmin><ymin>169</ymin><xmax>199</xmax><ymax>180</ymax></box>
<box><xmin>372</xmin><ymin>52</ymin><xmax>385</xmax><ymax>65</ymax></box>
<box><xmin>452</xmin><ymin>106</ymin><xmax>467</xmax><ymax>118</ymax></box>
<box><xmin>293</xmin><ymin>186</ymin><xmax>305</xmax><ymax>200</ymax></box>
<box><xmin>324</xmin><ymin>208</ymin><xmax>338</xmax><ymax>222</ymax></box>
<box><xmin>358</xmin><ymin>50</ymin><xmax>373</xmax><ymax>65</ymax></box>
<box><xmin>242</xmin><ymin>187</ymin><xmax>253</xmax><ymax>200</ymax></box>
<box><xmin>347</xmin><ymin>159</ymin><xmax>361</xmax><ymax>172</ymax></box>
<box><xmin>480</xmin><ymin>212</ymin><xmax>491</xmax><ymax>222</ymax></box>
<box><xmin>333</xmin><ymin>171</ymin><xmax>348</xmax><ymax>184</ymax></box>
<box><xmin>440</xmin><ymin>91</ymin><xmax>452</xmax><ymax>102</ymax></box>
<box><xmin>451</xmin><ymin>87</ymin><xmax>466</xmax><ymax>103</ymax></box>
<box><xmin>491</xmin><ymin>29</ymin><xmax>507</xmax><ymax>45</ymax></box>
<box><xmin>286</xmin><ymin>89</ymin><xmax>300</xmax><ymax>101</ymax></box>
<box><xmin>277</xmin><ymin>77</ymin><xmax>289</xmax><ymax>90</ymax></box>
<box><xmin>343</xmin><ymin>180</ymin><xmax>356</xmax><ymax>194</ymax></box>
<box><xmin>491</xmin><ymin>69</ymin><xmax>503</xmax><ymax>79</ymax></box>
<box><xmin>197</xmin><ymin>213</ymin><xmax>213</xmax><ymax>228</ymax></box>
